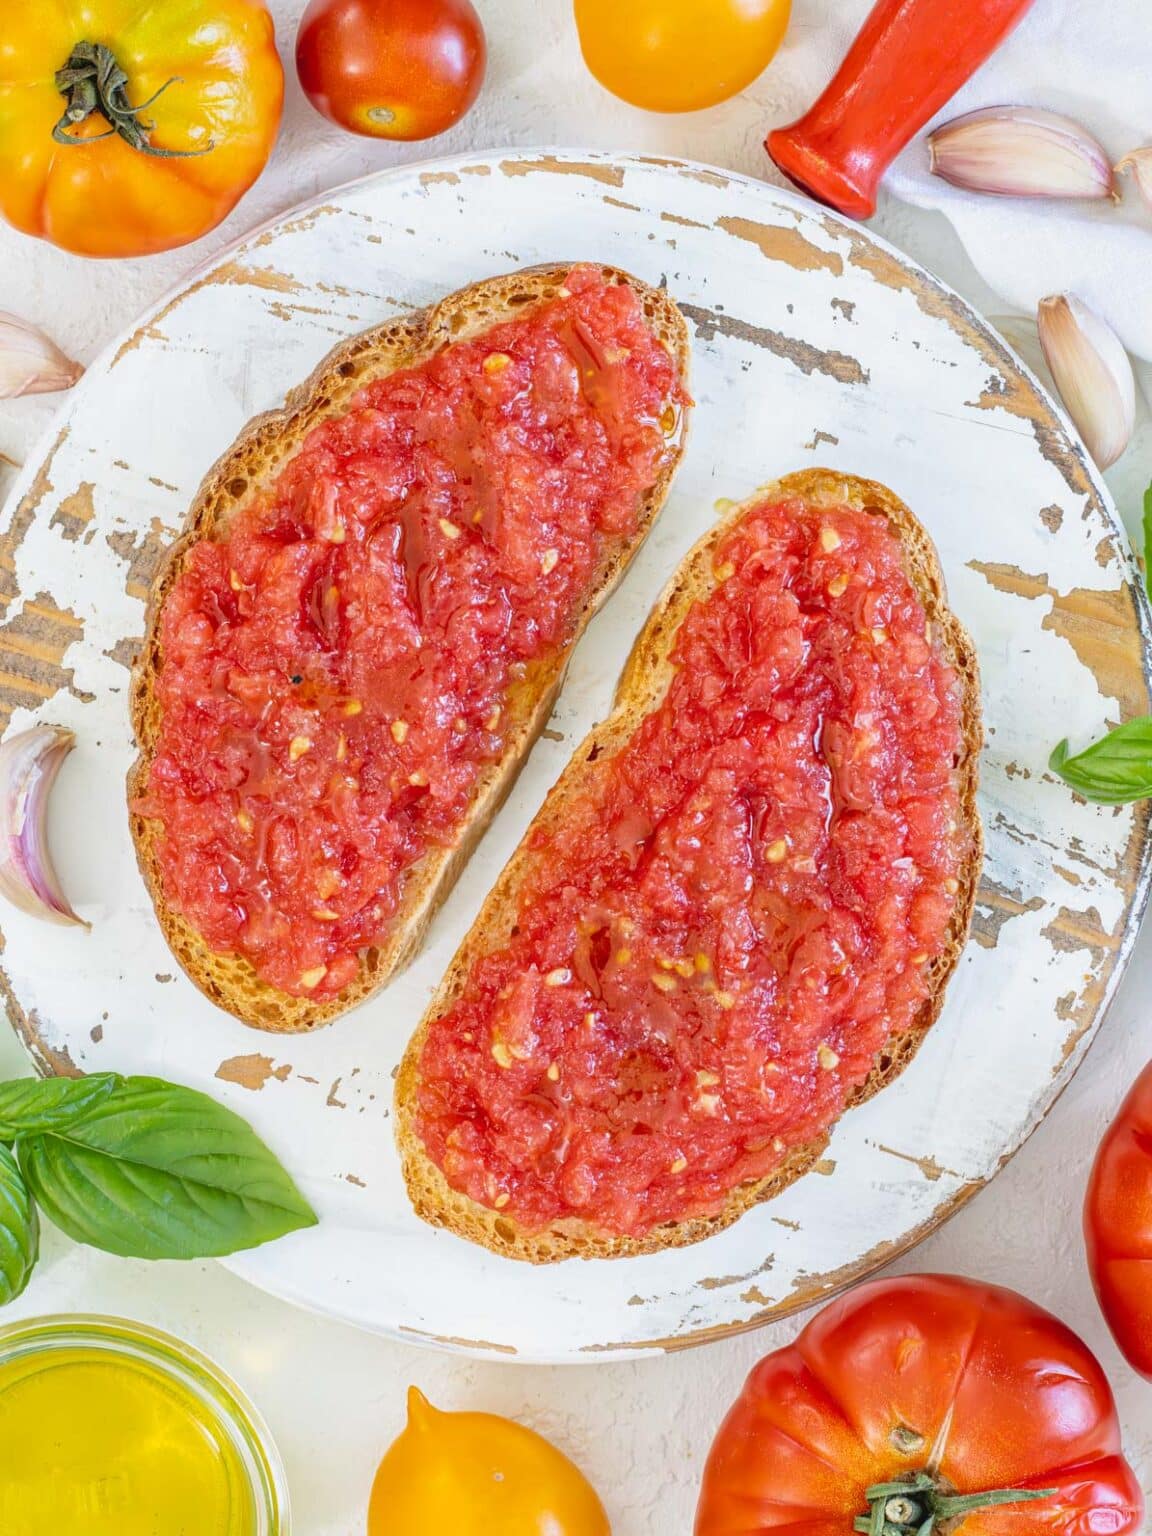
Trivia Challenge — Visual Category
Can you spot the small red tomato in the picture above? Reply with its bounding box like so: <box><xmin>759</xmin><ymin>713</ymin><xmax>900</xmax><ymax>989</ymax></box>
<box><xmin>296</xmin><ymin>0</ymin><xmax>486</xmax><ymax>142</ymax></box>
<box><xmin>1085</xmin><ymin>1059</ymin><xmax>1152</xmax><ymax>1377</ymax></box>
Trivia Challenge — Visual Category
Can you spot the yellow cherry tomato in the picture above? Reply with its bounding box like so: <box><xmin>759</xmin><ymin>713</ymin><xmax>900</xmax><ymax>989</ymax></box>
<box><xmin>574</xmin><ymin>0</ymin><xmax>791</xmax><ymax>113</ymax></box>
<box><xmin>367</xmin><ymin>1387</ymin><xmax>611</xmax><ymax>1536</ymax></box>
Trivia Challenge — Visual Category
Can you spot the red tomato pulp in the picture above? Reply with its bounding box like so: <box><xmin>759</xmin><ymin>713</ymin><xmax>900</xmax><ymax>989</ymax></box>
<box><xmin>415</xmin><ymin>497</ymin><xmax>970</xmax><ymax>1236</ymax></box>
<box><xmin>136</xmin><ymin>269</ymin><xmax>685</xmax><ymax>1000</ymax></box>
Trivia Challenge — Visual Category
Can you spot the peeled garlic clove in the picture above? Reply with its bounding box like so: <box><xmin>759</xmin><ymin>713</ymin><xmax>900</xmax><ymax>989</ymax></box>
<box><xmin>1037</xmin><ymin>294</ymin><xmax>1135</xmax><ymax>470</ymax></box>
<box><xmin>0</xmin><ymin>725</ymin><xmax>85</xmax><ymax>926</ymax></box>
<box><xmin>928</xmin><ymin>107</ymin><xmax>1115</xmax><ymax>200</ymax></box>
<box><xmin>0</xmin><ymin>313</ymin><xmax>83</xmax><ymax>401</ymax></box>
<box><xmin>1116</xmin><ymin>147</ymin><xmax>1152</xmax><ymax>211</ymax></box>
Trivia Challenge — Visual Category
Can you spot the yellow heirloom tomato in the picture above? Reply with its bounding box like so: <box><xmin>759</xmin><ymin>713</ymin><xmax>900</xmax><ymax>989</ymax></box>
<box><xmin>367</xmin><ymin>1387</ymin><xmax>611</xmax><ymax>1535</ymax></box>
<box><xmin>0</xmin><ymin>0</ymin><xmax>284</xmax><ymax>258</ymax></box>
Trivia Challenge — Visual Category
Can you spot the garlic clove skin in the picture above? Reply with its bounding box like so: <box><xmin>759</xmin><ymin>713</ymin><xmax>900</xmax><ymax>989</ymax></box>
<box><xmin>1116</xmin><ymin>147</ymin><xmax>1152</xmax><ymax>211</ymax></box>
<box><xmin>0</xmin><ymin>725</ymin><xmax>86</xmax><ymax>926</ymax></box>
<box><xmin>0</xmin><ymin>313</ymin><xmax>84</xmax><ymax>401</ymax></box>
<box><xmin>928</xmin><ymin>107</ymin><xmax>1116</xmax><ymax>200</ymax></box>
<box><xmin>991</xmin><ymin>314</ymin><xmax>1054</xmax><ymax>391</ymax></box>
<box><xmin>1037</xmin><ymin>294</ymin><xmax>1136</xmax><ymax>471</ymax></box>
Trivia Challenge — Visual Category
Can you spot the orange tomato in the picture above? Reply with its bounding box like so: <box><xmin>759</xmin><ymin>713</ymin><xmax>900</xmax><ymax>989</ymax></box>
<box><xmin>696</xmin><ymin>1273</ymin><xmax>1143</xmax><ymax>1536</ymax></box>
<box><xmin>0</xmin><ymin>0</ymin><xmax>283</xmax><ymax>259</ymax></box>
<box><xmin>367</xmin><ymin>1387</ymin><xmax>610</xmax><ymax>1536</ymax></box>
<box><xmin>296</xmin><ymin>0</ymin><xmax>486</xmax><ymax>142</ymax></box>
<box><xmin>574</xmin><ymin>0</ymin><xmax>791</xmax><ymax>113</ymax></box>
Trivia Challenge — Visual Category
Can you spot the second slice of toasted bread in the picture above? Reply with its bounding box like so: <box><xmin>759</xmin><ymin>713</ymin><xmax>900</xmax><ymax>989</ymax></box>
<box><xmin>128</xmin><ymin>265</ymin><xmax>691</xmax><ymax>1032</ymax></box>
<box><xmin>395</xmin><ymin>469</ymin><xmax>983</xmax><ymax>1261</ymax></box>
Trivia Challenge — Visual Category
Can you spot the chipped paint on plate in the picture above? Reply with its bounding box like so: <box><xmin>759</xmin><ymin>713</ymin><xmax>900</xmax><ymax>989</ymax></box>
<box><xmin>1</xmin><ymin>151</ymin><xmax>1149</xmax><ymax>1361</ymax></box>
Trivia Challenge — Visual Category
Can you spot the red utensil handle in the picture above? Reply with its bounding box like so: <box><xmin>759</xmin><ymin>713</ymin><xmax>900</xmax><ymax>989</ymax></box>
<box><xmin>767</xmin><ymin>0</ymin><xmax>1038</xmax><ymax>219</ymax></box>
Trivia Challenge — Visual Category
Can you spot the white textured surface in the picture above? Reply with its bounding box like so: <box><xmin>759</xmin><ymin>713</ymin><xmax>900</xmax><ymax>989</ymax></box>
<box><xmin>0</xmin><ymin>3</ymin><xmax>1150</xmax><ymax>1531</ymax></box>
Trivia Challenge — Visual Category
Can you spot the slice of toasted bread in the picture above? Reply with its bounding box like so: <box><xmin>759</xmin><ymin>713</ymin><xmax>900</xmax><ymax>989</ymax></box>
<box><xmin>128</xmin><ymin>265</ymin><xmax>691</xmax><ymax>1032</ymax></box>
<box><xmin>395</xmin><ymin>469</ymin><xmax>983</xmax><ymax>1262</ymax></box>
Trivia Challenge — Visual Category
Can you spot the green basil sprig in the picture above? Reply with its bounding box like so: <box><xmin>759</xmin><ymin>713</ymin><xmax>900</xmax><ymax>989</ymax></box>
<box><xmin>0</xmin><ymin>1144</ymin><xmax>38</xmax><ymax>1305</ymax></box>
<box><xmin>16</xmin><ymin>1076</ymin><xmax>316</xmax><ymax>1261</ymax></box>
<box><xmin>1050</xmin><ymin>718</ymin><xmax>1152</xmax><ymax>805</ymax></box>
<box><xmin>0</xmin><ymin>1073</ymin><xmax>123</xmax><ymax>1139</ymax></box>
<box><xmin>0</xmin><ymin>1072</ymin><xmax>316</xmax><ymax>1299</ymax></box>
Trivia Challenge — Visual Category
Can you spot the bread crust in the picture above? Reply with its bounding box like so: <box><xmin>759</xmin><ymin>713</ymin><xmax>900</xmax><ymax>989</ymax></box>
<box><xmin>395</xmin><ymin>469</ymin><xmax>984</xmax><ymax>1262</ymax></box>
<box><xmin>127</xmin><ymin>265</ymin><xmax>691</xmax><ymax>1032</ymax></box>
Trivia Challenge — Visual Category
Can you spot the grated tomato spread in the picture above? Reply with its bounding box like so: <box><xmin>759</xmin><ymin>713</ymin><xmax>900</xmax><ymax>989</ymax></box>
<box><xmin>136</xmin><ymin>267</ymin><xmax>685</xmax><ymax>999</ymax></box>
<box><xmin>414</xmin><ymin>496</ymin><xmax>969</xmax><ymax>1237</ymax></box>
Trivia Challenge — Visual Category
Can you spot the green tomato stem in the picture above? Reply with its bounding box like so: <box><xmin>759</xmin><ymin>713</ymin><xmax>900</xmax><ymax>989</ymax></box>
<box><xmin>52</xmin><ymin>41</ymin><xmax>212</xmax><ymax>158</ymax></box>
<box><xmin>854</xmin><ymin>1473</ymin><xmax>1057</xmax><ymax>1535</ymax></box>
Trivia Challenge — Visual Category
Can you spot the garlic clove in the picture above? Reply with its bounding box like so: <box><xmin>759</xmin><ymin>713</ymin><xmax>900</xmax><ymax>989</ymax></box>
<box><xmin>0</xmin><ymin>313</ymin><xmax>84</xmax><ymax>401</ymax></box>
<box><xmin>991</xmin><ymin>314</ymin><xmax>1054</xmax><ymax>390</ymax></box>
<box><xmin>1037</xmin><ymin>294</ymin><xmax>1135</xmax><ymax>471</ymax></box>
<box><xmin>1116</xmin><ymin>147</ymin><xmax>1152</xmax><ymax>211</ymax></box>
<box><xmin>928</xmin><ymin>107</ymin><xmax>1115</xmax><ymax>200</ymax></box>
<box><xmin>0</xmin><ymin>725</ymin><xmax>86</xmax><ymax>926</ymax></box>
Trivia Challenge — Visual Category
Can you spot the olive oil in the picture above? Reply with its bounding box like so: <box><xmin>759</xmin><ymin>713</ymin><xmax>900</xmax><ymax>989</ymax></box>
<box><xmin>0</xmin><ymin>1319</ymin><xmax>285</xmax><ymax>1536</ymax></box>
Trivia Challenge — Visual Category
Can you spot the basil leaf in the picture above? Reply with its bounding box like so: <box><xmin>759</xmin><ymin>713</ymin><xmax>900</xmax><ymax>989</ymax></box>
<box><xmin>0</xmin><ymin>1143</ymin><xmax>37</xmax><ymax>1304</ymax></box>
<box><xmin>0</xmin><ymin>1073</ymin><xmax>123</xmax><ymax>1140</ymax></box>
<box><xmin>1050</xmin><ymin>717</ymin><xmax>1152</xmax><ymax>804</ymax></box>
<box><xmin>16</xmin><ymin>1076</ymin><xmax>316</xmax><ymax>1260</ymax></box>
<box><xmin>1143</xmin><ymin>481</ymin><xmax>1152</xmax><ymax>599</ymax></box>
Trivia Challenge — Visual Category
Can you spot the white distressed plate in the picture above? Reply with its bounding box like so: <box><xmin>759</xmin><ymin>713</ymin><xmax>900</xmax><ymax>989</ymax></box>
<box><xmin>1</xmin><ymin>151</ymin><xmax>1149</xmax><ymax>1361</ymax></box>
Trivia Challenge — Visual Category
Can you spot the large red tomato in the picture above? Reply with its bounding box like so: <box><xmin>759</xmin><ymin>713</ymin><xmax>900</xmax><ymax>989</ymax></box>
<box><xmin>1085</xmin><ymin>1060</ymin><xmax>1152</xmax><ymax>1378</ymax></box>
<box><xmin>696</xmin><ymin>1273</ymin><xmax>1142</xmax><ymax>1536</ymax></box>
<box><xmin>295</xmin><ymin>0</ymin><xmax>486</xmax><ymax>142</ymax></box>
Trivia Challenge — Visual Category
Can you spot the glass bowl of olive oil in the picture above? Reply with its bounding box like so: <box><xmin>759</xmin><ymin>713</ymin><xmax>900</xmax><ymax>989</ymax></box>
<box><xmin>0</xmin><ymin>1314</ymin><xmax>289</xmax><ymax>1536</ymax></box>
